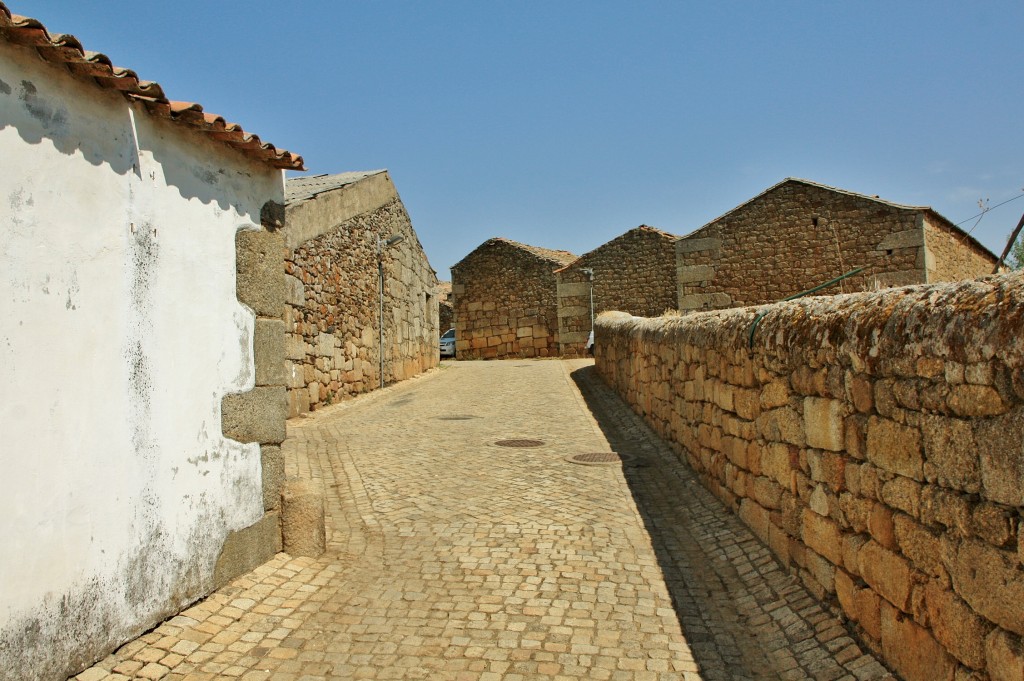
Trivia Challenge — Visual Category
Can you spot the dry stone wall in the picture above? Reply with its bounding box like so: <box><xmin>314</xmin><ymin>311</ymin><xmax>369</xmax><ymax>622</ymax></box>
<box><xmin>451</xmin><ymin>239</ymin><xmax>574</xmax><ymax>360</ymax></box>
<box><xmin>596</xmin><ymin>272</ymin><xmax>1024</xmax><ymax>681</ymax></box>
<box><xmin>676</xmin><ymin>180</ymin><xmax>997</xmax><ymax>312</ymax></box>
<box><xmin>284</xmin><ymin>188</ymin><xmax>438</xmax><ymax>416</ymax></box>
<box><xmin>556</xmin><ymin>226</ymin><xmax>678</xmax><ymax>357</ymax></box>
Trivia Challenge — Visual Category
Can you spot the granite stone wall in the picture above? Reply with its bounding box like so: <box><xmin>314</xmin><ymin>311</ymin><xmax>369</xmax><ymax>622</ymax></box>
<box><xmin>676</xmin><ymin>180</ymin><xmax>997</xmax><ymax>312</ymax></box>
<box><xmin>556</xmin><ymin>226</ymin><xmax>678</xmax><ymax>357</ymax></box>
<box><xmin>925</xmin><ymin>215</ymin><xmax>1001</xmax><ymax>282</ymax></box>
<box><xmin>451</xmin><ymin>239</ymin><xmax>574</xmax><ymax>360</ymax></box>
<box><xmin>437</xmin><ymin>281</ymin><xmax>454</xmax><ymax>333</ymax></box>
<box><xmin>284</xmin><ymin>190</ymin><xmax>438</xmax><ymax>416</ymax></box>
<box><xmin>596</xmin><ymin>273</ymin><xmax>1024</xmax><ymax>681</ymax></box>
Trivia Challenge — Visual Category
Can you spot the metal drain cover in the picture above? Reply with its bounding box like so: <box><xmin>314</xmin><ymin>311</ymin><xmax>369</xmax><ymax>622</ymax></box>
<box><xmin>436</xmin><ymin>415</ymin><xmax>478</xmax><ymax>421</ymax></box>
<box><xmin>567</xmin><ymin>452</ymin><xmax>629</xmax><ymax>466</ymax></box>
<box><xmin>494</xmin><ymin>439</ymin><xmax>545</xmax><ymax>448</ymax></box>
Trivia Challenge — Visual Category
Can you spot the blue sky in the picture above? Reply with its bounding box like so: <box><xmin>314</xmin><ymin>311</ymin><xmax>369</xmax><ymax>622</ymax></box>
<box><xmin>21</xmin><ymin>1</ymin><xmax>1024</xmax><ymax>280</ymax></box>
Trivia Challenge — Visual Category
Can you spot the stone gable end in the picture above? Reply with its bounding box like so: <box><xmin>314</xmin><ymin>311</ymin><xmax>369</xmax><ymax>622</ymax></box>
<box><xmin>451</xmin><ymin>239</ymin><xmax>574</xmax><ymax>360</ymax></box>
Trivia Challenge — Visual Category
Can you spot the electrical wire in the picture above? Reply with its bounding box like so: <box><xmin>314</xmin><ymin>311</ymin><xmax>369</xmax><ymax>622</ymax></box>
<box><xmin>955</xmin><ymin>191</ymin><xmax>1024</xmax><ymax>227</ymax></box>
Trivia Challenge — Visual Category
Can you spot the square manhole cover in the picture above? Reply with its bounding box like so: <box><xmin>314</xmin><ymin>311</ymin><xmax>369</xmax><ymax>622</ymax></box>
<box><xmin>494</xmin><ymin>439</ymin><xmax>545</xmax><ymax>448</ymax></box>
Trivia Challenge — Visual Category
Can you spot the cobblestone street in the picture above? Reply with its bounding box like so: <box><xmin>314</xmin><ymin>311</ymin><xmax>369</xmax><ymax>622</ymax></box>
<box><xmin>74</xmin><ymin>359</ymin><xmax>892</xmax><ymax>681</ymax></box>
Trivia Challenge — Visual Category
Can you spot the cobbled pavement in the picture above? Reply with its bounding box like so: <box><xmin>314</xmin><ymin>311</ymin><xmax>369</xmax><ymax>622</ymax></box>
<box><xmin>71</xmin><ymin>359</ymin><xmax>893</xmax><ymax>681</ymax></box>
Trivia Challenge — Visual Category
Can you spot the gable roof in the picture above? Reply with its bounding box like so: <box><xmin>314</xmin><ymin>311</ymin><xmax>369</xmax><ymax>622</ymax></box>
<box><xmin>286</xmin><ymin>170</ymin><xmax>386</xmax><ymax>204</ymax></box>
<box><xmin>0</xmin><ymin>2</ymin><xmax>303</xmax><ymax>170</ymax></box>
<box><xmin>452</xmin><ymin>237</ymin><xmax>576</xmax><ymax>271</ymax></box>
<box><xmin>681</xmin><ymin>177</ymin><xmax>996</xmax><ymax>260</ymax></box>
<box><xmin>555</xmin><ymin>225</ymin><xmax>678</xmax><ymax>273</ymax></box>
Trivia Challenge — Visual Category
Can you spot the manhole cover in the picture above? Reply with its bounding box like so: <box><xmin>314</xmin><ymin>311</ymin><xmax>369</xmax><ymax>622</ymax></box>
<box><xmin>494</xmin><ymin>439</ymin><xmax>545</xmax><ymax>448</ymax></box>
<box><xmin>436</xmin><ymin>415</ymin><xmax>478</xmax><ymax>421</ymax></box>
<box><xmin>567</xmin><ymin>452</ymin><xmax>630</xmax><ymax>466</ymax></box>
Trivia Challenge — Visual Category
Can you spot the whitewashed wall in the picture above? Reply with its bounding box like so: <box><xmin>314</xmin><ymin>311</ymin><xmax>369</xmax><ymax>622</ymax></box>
<box><xmin>0</xmin><ymin>41</ymin><xmax>283</xmax><ymax>680</ymax></box>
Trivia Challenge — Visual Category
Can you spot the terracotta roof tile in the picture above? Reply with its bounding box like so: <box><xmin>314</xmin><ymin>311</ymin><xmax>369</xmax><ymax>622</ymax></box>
<box><xmin>0</xmin><ymin>2</ymin><xmax>303</xmax><ymax>170</ymax></box>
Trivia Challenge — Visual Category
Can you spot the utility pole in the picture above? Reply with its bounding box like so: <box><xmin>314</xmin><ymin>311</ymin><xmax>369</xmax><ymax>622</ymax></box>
<box><xmin>994</xmin><ymin>212</ymin><xmax>1024</xmax><ymax>273</ymax></box>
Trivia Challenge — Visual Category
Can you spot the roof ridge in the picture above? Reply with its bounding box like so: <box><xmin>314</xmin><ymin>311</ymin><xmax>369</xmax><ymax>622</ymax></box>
<box><xmin>453</xmin><ymin>238</ymin><xmax>577</xmax><ymax>270</ymax></box>
<box><xmin>285</xmin><ymin>170</ymin><xmax>390</xmax><ymax>204</ymax></box>
<box><xmin>554</xmin><ymin>224</ymin><xmax>678</xmax><ymax>272</ymax></box>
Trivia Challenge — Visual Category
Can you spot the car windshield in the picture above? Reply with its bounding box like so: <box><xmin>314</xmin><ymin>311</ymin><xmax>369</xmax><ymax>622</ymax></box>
<box><xmin>441</xmin><ymin>329</ymin><xmax>455</xmax><ymax>340</ymax></box>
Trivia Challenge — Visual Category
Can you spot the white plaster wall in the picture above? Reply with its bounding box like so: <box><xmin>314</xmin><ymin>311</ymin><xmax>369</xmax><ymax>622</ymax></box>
<box><xmin>0</xmin><ymin>42</ymin><xmax>283</xmax><ymax>680</ymax></box>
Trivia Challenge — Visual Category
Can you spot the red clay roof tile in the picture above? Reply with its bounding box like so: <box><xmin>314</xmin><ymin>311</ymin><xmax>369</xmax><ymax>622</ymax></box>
<box><xmin>0</xmin><ymin>2</ymin><xmax>304</xmax><ymax>170</ymax></box>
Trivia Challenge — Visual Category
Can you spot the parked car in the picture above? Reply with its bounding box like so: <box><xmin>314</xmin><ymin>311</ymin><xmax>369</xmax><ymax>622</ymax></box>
<box><xmin>440</xmin><ymin>328</ymin><xmax>456</xmax><ymax>358</ymax></box>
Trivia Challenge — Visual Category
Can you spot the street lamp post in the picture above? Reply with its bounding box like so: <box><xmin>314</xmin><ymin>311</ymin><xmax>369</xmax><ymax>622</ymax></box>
<box><xmin>581</xmin><ymin>268</ymin><xmax>594</xmax><ymax>353</ymax></box>
<box><xmin>378</xmin><ymin>234</ymin><xmax>405</xmax><ymax>389</ymax></box>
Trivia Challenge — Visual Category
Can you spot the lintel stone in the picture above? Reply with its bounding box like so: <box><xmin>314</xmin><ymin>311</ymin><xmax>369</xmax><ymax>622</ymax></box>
<box><xmin>876</xmin><ymin>229</ymin><xmax>924</xmax><ymax>251</ymax></box>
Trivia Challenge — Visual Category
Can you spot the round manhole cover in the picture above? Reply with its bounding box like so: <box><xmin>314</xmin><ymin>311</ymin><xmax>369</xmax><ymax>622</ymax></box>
<box><xmin>567</xmin><ymin>452</ymin><xmax>629</xmax><ymax>466</ymax></box>
<box><xmin>494</xmin><ymin>439</ymin><xmax>545</xmax><ymax>448</ymax></box>
<box><xmin>436</xmin><ymin>415</ymin><xmax>478</xmax><ymax>421</ymax></box>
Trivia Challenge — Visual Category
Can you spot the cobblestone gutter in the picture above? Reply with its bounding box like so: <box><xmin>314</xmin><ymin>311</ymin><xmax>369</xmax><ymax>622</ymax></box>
<box><xmin>596</xmin><ymin>272</ymin><xmax>1024</xmax><ymax>681</ymax></box>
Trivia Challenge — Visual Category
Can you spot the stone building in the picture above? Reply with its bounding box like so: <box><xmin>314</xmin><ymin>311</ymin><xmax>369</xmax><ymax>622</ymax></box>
<box><xmin>437</xmin><ymin>280</ymin><xmax>454</xmax><ymax>332</ymax></box>
<box><xmin>676</xmin><ymin>178</ymin><xmax>999</xmax><ymax>311</ymax></box>
<box><xmin>451</xmin><ymin>238</ymin><xmax>576</xmax><ymax>359</ymax></box>
<box><xmin>555</xmin><ymin>225</ymin><xmax>679</xmax><ymax>357</ymax></box>
<box><xmin>0</xmin><ymin>5</ymin><xmax>301</xmax><ymax>679</ymax></box>
<box><xmin>283</xmin><ymin>170</ymin><xmax>439</xmax><ymax>416</ymax></box>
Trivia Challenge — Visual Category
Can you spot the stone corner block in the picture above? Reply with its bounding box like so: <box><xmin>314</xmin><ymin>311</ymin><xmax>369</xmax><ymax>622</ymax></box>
<box><xmin>677</xmin><ymin>264</ymin><xmax>716</xmax><ymax>283</ymax></box>
<box><xmin>557</xmin><ymin>282</ymin><xmax>591</xmax><ymax>297</ymax></box>
<box><xmin>281</xmin><ymin>479</ymin><xmax>326</xmax><ymax>558</ymax></box>
<box><xmin>261</xmin><ymin>445</ymin><xmax>284</xmax><ymax>512</ymax></box>
<box><xmin>236</xmin><ymin>229</ymin><xmax>285</xmax><ymax>318</ymax></box>
<box><xmin>284</xmin><ymin>273</ymin><xmax>305</xmax><ymax>307</ymax></box>
<box><xmin>222</xmin><ymin>386</ymin><xmax>287</xmax><ymax>444</ymax></box>
<box><xmin>213</xmin><ymin>511</ymin><xmax>281</xmax><ymax>589</ymax></box>
<box><xmin>254</xmin><ymin>318</ymin><xmax>287</xmax><ymax>387</ymax></box>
